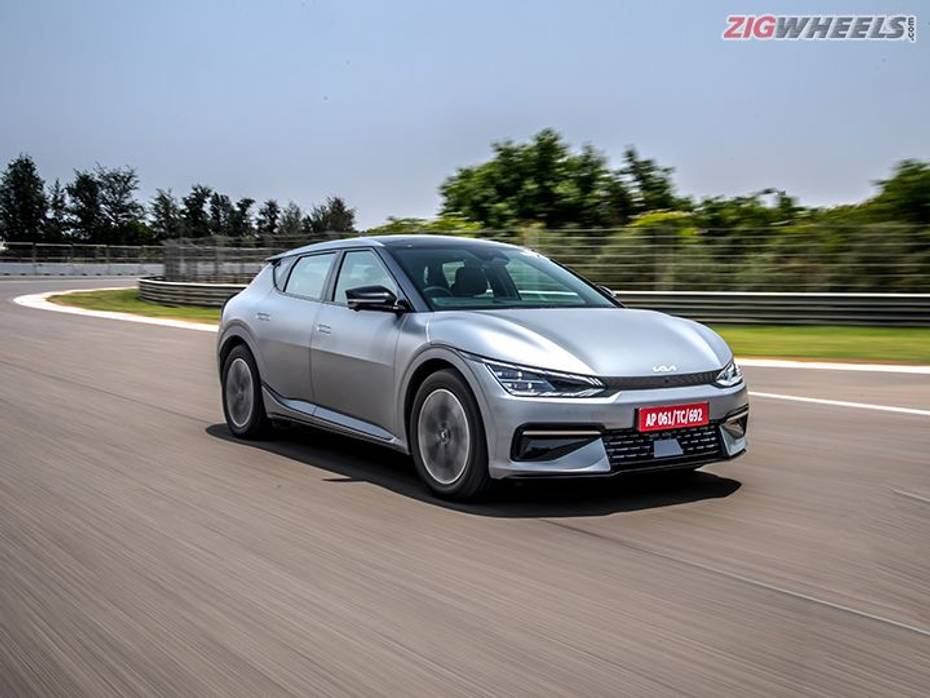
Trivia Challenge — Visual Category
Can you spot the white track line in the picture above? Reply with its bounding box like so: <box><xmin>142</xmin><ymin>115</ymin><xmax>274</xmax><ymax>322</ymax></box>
<box><xmin>749</xmin><ymin>391</ymin><xmax>930</xmax><ymax>417</ymax></box>
<box><xmin>892</xmin><ymin>489</ymin><xmax>930</xmax><ymax>505</ymax></box>
<box><xmin>12</xmin><ymin>289</ymin><xmax>218</xmax><ymax>333</ymax></box>
<box><xmin>739</xmin><ymin>358</ymin><xmax>930</xmax><ymax>375</ymax></box>
<box><xmin>546</xmin><ymin>520</ymin><xmax>930</xmax><ymax>639</ymax></box>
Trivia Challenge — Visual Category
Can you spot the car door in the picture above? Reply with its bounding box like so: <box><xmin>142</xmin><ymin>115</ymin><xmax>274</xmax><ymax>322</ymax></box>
<box><xmin>256</xmin><ymin>251</ymin><xmax>337</xmax><ymax>401</ymax></box>
<box><xmin>311</xmin><ymin>249</ymin><xmax>406</xmax><ymax>435</ymax></box>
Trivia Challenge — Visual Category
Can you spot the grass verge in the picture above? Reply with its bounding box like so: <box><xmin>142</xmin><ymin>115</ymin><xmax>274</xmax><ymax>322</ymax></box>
<box><xmin>49</xmin><ymin>288</ymin><xmax>221</xmax><ymax>324</ymax></box>
<box><xmin>47</xmin><ymin>289</ymin><xmax>930</xmax><ymax>364</ymax></box>
<box><xmin>711</xmin><ymin>324</ymin><xmax>930</xmax><ymax>364</ymax></box>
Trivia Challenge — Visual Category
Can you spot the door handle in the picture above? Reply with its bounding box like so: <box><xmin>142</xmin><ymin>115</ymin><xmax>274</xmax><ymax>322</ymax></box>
<box><xmin>256</xmin><ymin>312</ymin><xmax>271</xmax><ymax>321</ymax></box>
<box><xmin>317</xmin><ymin>323</ymin><xmax>332</xmax><ymax>335</ymax></box>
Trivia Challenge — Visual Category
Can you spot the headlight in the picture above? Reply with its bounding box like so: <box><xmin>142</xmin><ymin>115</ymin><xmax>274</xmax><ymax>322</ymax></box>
<box><xmin>484</xmin><ymin>359</ymin><xmax>605</xmax><ymax>398</ymax></box>
<box><xmin>715</xmin><ymin>360</ymin><xmax>743</xmax><ymax>387</ymax></box>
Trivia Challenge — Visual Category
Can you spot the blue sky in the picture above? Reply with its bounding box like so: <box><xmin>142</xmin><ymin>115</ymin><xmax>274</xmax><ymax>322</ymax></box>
<box><xmin>1</xmin><ymin>0</ymin><xmax>927</xmax><ymax>228</ymax></box>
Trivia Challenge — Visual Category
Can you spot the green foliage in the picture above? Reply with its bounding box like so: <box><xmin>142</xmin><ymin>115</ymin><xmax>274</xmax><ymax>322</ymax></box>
<box><xmin>62</xmin><ymin>165</ymin><xmax>150</xmax><ymax>244</ymax></box>
<box><xmin>693</xmin><ymin>189</ymin><xmax>800</xmax><ymax>230</ymax></box>
<box><xmin>277</xmin><ymin>202</ymin><xmax>303</xmax><ymax>238</ymax></box>
<box><xmin>50</xmin><ymin>289</ymin><xmax>220</xmax><ymax>323</ymax></box>
<box><xmin>867</xmin><ymin>160</ymin><xmax>930</xmax><ymax>224</ymax></box>
<box><xmin>181</xmin><ymin>185</ymin><xmax>212</xmax><ymax>239</ymax></box>
<box><xmin>3</xmin><ymin>145</ymin><xmax>929</xmax><ymax>293</ymax></box>
<box><xmin>621</xmin><ymin>148</ymin><xmax>684</xmax><ymax>213</ymax></box>
<box><xmin>66</xmin><ymin>170</ymin><xmax>102</xmax><ymax>242</ymax></box>
<box><xmin>0</xmin><ymin>154</ymin><xmax>48</xmax><ymax>242</ymax></box>
<box><xmin>256</xmin><ymin>199</ymin><xmax>280</xmax><ymax>242</ymax></box>
<box><xmin>303</xmin><ymin>196</ymin><xmax>357</xmax><ymax>238</ymax></box>
<box><xmin>96</xmin><ymin>165</ymin><xmax>146</xmax><ymax>243</ymax></box>
<box><xmin>150</xmin><ymin>189</ymin><xmax>182</xmax><ymax>241</ymax></box>
<box><xmin>365</xmin><ymin>217</ymin><xmax>429</xmax><ymax>234</ymax></box>
<box><xmin>229</xmin><ymin>198</ymin><xmax>255</xmax><ymax>239</ymax></box>
<box><xmin>440</xmin><ymin>129</ymin><xmax>637</xmax><ymax>229</ymax></box>
<box><xmin>712</xmin><ymin>324</ymin><xmax>930</xmax><ymax>363</ymax></box>
<box><xmin>208</xmin><ymin>193</ymin><xmax>234</xmax><ymax>237</ymax></box>
<box><xmin>45</xmin><ymin>179</ymin><xmax>68</xmax><ymax>243</ymax></box>
<box><xmin>1</xmin><ymin>153</ymin><xmax>362</xmax><ymax>247</ymax></box>
<box><xmin>365</xmin><ymin>214</ymin><xmax>482</xmax><ymax>235</ymax></box>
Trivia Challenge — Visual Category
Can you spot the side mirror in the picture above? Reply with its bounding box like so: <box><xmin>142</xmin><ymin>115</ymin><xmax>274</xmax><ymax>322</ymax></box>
<box><xmin>345</xmin><ymin>285</ymin><xmax>408</xmax><ymax>313</ymax></box>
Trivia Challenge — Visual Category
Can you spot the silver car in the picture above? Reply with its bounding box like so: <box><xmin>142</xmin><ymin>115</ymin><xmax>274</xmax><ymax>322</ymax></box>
<box><xmin>217</xmin><ymin>235</ymin><xmax>749</xmax><ymax>499</ymax></box>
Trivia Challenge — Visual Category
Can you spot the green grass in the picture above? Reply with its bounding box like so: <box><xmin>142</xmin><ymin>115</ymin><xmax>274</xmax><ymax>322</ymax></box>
<box><xmin>711</xmin><ymin>324</ymin><xmax>930</xmax><ymax>364</ymax></box>
<box><xmin>50</xmin><ymin>288</ymin><xmax>221</xmax><ymax>324</ymax></box>
<box><xmin>48</xmin><ymin>289</ymin><xmax>930</xmax><ymax>363</ymax></box>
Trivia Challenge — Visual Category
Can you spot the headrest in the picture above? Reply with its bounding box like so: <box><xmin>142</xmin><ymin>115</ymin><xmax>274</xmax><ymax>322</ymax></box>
<box><xmin>452</xmin><ymin>265</ymin><xmax>489</xmax><ymax>297</ymax></box>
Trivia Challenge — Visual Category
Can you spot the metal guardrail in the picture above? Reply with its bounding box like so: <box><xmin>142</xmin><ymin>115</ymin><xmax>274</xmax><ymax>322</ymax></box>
<box><xmin>617</xmin><ymin>291</ymin><xmax>930</xmax><ymax>327</ymax></box>
<box><xmin>136</xmin><ymin>278</ymin><xmax>930</xmax><ymax>325</ymax></box>
<box><xmin>138</xmin><ymin>278</ymin><xmax>245</xmax><ymax>307</ymax></box>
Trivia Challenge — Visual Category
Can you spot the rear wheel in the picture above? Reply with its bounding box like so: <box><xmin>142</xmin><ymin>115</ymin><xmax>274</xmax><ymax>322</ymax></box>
<box><xmin>410</xmin><ymin>369</ymin><xmax>490</xmax><ymax>500</ymax></box>
<box><xmin>222</xmin><ymin>345</ymin><xmax>269</xmax><ymax>439</ymax></box>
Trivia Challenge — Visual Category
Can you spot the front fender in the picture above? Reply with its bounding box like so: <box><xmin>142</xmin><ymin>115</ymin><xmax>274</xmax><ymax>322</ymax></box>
<box><xmin>394</xmin><ymin>344</ymin><xmax>496</xmax><ymax>457</ymax></box>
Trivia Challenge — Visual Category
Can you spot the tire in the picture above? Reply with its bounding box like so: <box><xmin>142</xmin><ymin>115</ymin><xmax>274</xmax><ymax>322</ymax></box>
<box><xmin>221</xmin><ymin>345</ymin><xmax>270</xmax><ymax>439</ymax></box>
<box><xmin>409</xmin><ymin>369</ymin><xmax>490</xmax><ymax>500</ymax></box>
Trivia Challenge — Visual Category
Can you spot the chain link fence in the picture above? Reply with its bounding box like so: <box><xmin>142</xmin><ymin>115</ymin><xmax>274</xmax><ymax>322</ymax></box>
<box><xmin>0</xmin><ymin>242</ymin><xmax>164</xmax><ymax>276</ymax></box>
<box><xmin>3</xmin><ymin>225</ymin><xmax>929</xmax><ymax>292</ymax></box>
<box><xmin>161</xmin><ymin>226</ymin><xmax>930</xmax><ymax>292</ymax></box>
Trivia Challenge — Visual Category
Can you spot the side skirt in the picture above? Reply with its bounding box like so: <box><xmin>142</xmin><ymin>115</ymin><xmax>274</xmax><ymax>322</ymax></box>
<box><xmin>261</xmin><ymin>385</ymin><xmax>408</xmax><ymax>453</ymax></box>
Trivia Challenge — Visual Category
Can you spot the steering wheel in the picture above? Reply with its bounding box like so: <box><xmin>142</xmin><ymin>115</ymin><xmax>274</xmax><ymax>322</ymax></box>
<box><xmin>423</xmin><ymin>285</ymin><xmax>453</xmax><ymax>298</ymax></box>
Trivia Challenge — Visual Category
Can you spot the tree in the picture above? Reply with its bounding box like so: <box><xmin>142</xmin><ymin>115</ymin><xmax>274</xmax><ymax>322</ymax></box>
<box><xmin>277</xmin><ymin>201</ymin><xmax>303</xmax><ymax>239</ymax></box>
<box><xmin>229</xmin><ymin>197</ymin><xmax>255</xmax><ymax>239</ymax></box>
<box><xmin>181</xmin><ymin>184</ymin><xmax>212</xmax><ymax>238</ymax></box>
<box><xmin>868</xmin><ymin>159</ymin><xmax>930</xmax><ymax>225</ymax></box>
<box><xmin>0</xmin><ymin>154</ymin><xmax>48</xmax><ymax>242</ymax></box>
<box><xmin>256</xmin><ymin>199</ymin><xmax>280</xmax><ymax>242</ymax></box>
<box><xmin>620</xmin><ymin>147</ymin><xmax>682</xmax><ymax>214</ymax></box>
<box><xmin>45</xmin><ymin>179</ymin><xmax>68</xmax><ymax>243</ymax></box>
<box><xmin>149</xmin><ymin>189</ymin><xmax>181</xmax><ymax>241</ymax></box>
<box><xmin>439</xmin><ymin>129</ymin><xmax>636</xmax><ymax>229</ymax></box>
<box><xmin>304</xmin><ymin>195</ymin><xmax>356</xmax><ymax>237</ymax></box>
<box><xmin>693</xmin><ymin>189</ymin><xmax>800</xmax><ymax>230</ymax></box>
<box><xmin>208</xmin><ymin>192</ymin><xmax>234</xmax><ymax>237</ymax></box>
<box><xmin>365</xmin><ymin>214</ymin><xmax>481</xmax><ymax>235</ymax></box>
<box><xmin>66</xmin><ymin>170</ymin><xmax>102</xmax><ymax>242</ymax></box>
<box><xmin>96</xmin><ymin>165</ymin><xmax>145</xmax><ymax>244</ymax></box>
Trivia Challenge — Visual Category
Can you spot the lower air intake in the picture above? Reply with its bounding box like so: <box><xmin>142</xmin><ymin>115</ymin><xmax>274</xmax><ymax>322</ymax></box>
<box><xmin>602</xmin><ymin>424</ymin><xmax>723</xmax><ymax>471</ymax></box>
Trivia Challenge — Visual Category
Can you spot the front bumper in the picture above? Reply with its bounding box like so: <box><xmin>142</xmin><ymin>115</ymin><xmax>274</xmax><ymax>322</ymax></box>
<box><xmin>462</xmin><ymin>357</ymin><xmax>749</xmax><ymax>480</ymax></box>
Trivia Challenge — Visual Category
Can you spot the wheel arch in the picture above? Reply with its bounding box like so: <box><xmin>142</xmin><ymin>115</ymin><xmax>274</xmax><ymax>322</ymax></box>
<box><xmin>217</xmin><ymin>325</ymin><xmax>261</xmax><ymax>379</ymax></box>
<box><xmin>398</xmin><ymin>347</ymin><xmax>493</xmax><ymax>454</ymax></box>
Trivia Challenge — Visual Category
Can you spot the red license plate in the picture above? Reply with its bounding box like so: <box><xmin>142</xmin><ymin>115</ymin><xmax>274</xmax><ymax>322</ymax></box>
<box><xmin>637</xmin><ymin>402</ymin><xmax>709</xmax><ymax>432</ymax></box>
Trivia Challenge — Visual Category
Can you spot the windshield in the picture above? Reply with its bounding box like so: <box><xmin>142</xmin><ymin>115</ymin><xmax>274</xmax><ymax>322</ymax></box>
<box><xmin>389</xmin><ymin>245</ymin><xmax>616</xmax><ymax>310</ymax></box>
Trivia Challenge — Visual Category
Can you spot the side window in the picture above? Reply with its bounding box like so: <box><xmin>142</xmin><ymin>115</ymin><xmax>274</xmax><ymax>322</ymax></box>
<box><xmin>285</xmin><ymin>253</ymin><xmax>336</xmax><ymax>299</ymax></box>
<box><xmin>333</xmin><ymin>250</ymin><xmax>399</xmax><ymax>304</ymax></box>
<box><xmin>505</xmin><ymin>255</ymin><xmax>583</xmax><ymax>304</ymax></box>
<box><xmin>273</xmin><ymin>257</ymin><xmax>296</xmax><ymax>289</ymax></box>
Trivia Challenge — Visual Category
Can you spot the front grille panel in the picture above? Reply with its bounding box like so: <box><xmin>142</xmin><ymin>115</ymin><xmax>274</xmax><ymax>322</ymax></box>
<box><xmin>602</xmin><ymin>423</ymin><xmax>723</xmax><ymax>471</ymax></box>
<box><xmin>602</xmin><ymin>370</ymin><xmax>720</xmax><ymax>391</ymax></box>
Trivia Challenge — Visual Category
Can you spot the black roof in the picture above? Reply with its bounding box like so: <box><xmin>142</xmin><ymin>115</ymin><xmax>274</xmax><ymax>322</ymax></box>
<box><xmin>268</xmin><ymin>234</ymin><xmax>518</xmax><ymax>261</ymax></box>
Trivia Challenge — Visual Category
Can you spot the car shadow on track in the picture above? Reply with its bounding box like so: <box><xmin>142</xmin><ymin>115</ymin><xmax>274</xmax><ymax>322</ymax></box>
<box><xmin>206</xmin><ymin>423</ymin><xmax>741</xmax><ymax>518</ymax></box>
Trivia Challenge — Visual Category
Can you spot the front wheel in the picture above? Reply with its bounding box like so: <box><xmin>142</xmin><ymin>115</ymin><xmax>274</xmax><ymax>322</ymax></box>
<box><xmin>410</xmin><ymin>369</ymin><xmax>490</xmax><ymax>500</ymax></box>
<box><xmin>222</xmin><ymin>345</ymin><xmax>269</xmax><ymax>439</ymax></box>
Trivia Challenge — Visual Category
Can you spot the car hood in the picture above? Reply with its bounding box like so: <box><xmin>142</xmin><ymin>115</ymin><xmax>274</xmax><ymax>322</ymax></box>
<box><xmin>426</xmin><ymin>308</ymin><xmax>732</xmax><ymax>377</ymax></box>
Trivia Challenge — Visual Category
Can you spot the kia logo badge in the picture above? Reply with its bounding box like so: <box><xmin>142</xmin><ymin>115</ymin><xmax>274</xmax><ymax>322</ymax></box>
<box><xmin>652</xmin><ymin>364</ymin><xmax>677</xmax><ymax>373</ymax></box>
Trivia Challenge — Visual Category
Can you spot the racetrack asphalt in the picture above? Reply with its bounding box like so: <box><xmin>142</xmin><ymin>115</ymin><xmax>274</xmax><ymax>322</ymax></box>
<box><xmin>1</xmin><ymin>277</ymin><xmax>928</xmax><ymax>697</ymax></box>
